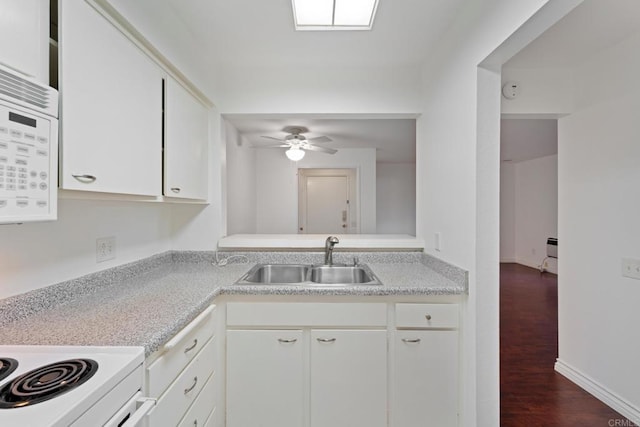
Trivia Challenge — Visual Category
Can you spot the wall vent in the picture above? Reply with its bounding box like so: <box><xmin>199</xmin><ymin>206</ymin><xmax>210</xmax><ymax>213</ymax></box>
<box><xmin>0</xmin><ymin>64</ymin><xmax>58</xmax><ymax>118</ymax></box>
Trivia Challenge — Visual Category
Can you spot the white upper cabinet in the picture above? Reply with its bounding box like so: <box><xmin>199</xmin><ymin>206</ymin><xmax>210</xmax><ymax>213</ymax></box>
<box><xmin>163</xmin><ymin>76</ymin><xmax>209</xmax><ymax>200</ymax></box>
<box><xmin>59</xmin><ymin>0</ymin><xmax>162</xmax><ymax>196</ymax></box>
<box><xmin>0</xmin><ymin>0</ymin><xmax>49</xmax><ymax>84</ymax></box>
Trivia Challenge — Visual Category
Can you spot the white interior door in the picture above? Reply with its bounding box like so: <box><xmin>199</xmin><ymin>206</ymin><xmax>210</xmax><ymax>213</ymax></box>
<box><xmin>299</xmin><ymin>169</ymin><xmax>356</xmax><ymax>234</ymax></box>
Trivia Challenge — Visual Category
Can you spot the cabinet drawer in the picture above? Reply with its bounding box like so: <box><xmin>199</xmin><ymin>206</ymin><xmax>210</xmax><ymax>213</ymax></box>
<box><xmin>178</xmin><ymin>371</ymin><xmax>216</xmax><ymax>427</ymax></box>
<box><xmin>147</xmin><ymin>306</ymin><xmax>215</xmax><ymax>398</ymax></box>
<box><xmin>396</xmin><ymin>303</ymin><xmax>458</xmax><ymax>329</ymax></box>
<box><xmin>147</xmin><ymin>336</ymin><xmax>215</xmax><ymax>427</ymax></box>
<box><xmin>227</xmin><ymin>303</ymin><xmax>386</xmax><ymax>327</ymax></box>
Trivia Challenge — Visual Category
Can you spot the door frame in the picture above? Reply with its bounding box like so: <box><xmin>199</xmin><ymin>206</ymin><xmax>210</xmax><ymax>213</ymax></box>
<box><xmin>298</xmin><ymin>168</ymin><xmax>359</xmax><ymax>234</ymax></box>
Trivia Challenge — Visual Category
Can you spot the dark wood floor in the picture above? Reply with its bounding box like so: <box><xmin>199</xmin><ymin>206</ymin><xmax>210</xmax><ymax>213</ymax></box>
<box><xmin>500</xmin><ymin>263</ymin><xmax>629</xmax><ymax>426</ymax></box>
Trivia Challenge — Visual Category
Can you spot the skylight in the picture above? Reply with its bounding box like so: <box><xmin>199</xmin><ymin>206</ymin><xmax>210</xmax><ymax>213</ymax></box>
<box><xmin>292</xmin><ymin>0</ymin><xmax>379</xmax><ymax>31</ymax></box>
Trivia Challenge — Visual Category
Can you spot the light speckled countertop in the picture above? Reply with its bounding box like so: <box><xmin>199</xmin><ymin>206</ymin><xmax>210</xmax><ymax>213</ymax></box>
<box><xmin>0</xmin><ymin>251</ymin><xmax>467</xmax><ymax>357</ymax></box>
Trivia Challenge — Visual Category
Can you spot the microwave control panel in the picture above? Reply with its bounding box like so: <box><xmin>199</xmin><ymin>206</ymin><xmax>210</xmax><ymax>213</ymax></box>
<box><xmin>0</xmin><ymin>103</ymin><xmax>56</xmax><ymax>223</ymax></box>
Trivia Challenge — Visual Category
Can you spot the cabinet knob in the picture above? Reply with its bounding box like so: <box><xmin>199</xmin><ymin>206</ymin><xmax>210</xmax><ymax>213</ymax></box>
<box><xmin>317</xmin><ymin>338</ymin><xmax>337</xmax><ymax>343</ymax></box>
<box><xmin>425</xmin><ymin>314</ymin><xmax>432</xmax><ymax>321</ymax></box>
<box><xmin>72</xmin><ymin>174</ymin><xmax>97</xmax><ymax>183</ymax></box>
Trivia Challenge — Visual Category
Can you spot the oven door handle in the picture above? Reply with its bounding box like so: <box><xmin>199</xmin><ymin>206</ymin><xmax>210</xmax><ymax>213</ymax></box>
<box><xmin>110</xmin><ymin>393</ymin><xmax>156</xmax><ymax>427</ymax></box>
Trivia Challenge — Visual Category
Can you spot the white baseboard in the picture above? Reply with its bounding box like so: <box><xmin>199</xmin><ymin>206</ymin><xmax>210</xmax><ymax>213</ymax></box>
<box><xmin>555</xmin><ymin>359</ymin><xmax>640</xmax><ymax>423</ymax></box>
<box><xmin>500</xmin><ymin>258</ymin><xmax>517</xmax><ymax>263</ymax></box>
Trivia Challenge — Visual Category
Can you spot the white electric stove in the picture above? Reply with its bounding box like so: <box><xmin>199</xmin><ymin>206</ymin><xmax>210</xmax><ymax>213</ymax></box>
<box><xmin>0</xmin><ymin>345</ymin><xmax>154</xmax><ymax>427</ymax></box>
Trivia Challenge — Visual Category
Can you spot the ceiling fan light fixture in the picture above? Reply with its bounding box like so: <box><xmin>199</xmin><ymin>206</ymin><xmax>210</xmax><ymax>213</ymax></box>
<box><xmin>292</xmin><ymin>0</ymin><xmax>379</xmax><ymax>31</ymax></box>
<box><xmin>285</xmin><ymin>146</ymin><xmax>306</xmax><ymax>161</ymax></box>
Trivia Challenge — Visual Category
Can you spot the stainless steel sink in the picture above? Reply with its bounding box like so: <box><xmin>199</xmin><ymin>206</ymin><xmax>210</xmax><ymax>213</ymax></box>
<box><xmin>241</xmin><ymin>264</ymin><xmax>310</xmax><ymax>284</ymax></box>
<box><xmin>235</xmin><ymin>263</ymin><xmax>382</xmax><ymax>286</ymax></box>
<box><xmin>310</xmin><ymin>265</ymin><xmax>378</xmax><ymax>285</ymax></box>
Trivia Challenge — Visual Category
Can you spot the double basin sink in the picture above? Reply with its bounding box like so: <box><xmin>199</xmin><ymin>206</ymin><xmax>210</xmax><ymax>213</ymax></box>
<box><xmin>235</xmin><ymin>263</ymin><xmax>382</xmax><ymax>286</ymax></box>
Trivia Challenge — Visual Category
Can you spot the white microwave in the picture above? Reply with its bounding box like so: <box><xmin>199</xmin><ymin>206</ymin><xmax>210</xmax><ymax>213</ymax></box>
<box><xmin>0</xmin><ymin>63</ymin><xmax>58</xmax><ymax>224</ymax></box>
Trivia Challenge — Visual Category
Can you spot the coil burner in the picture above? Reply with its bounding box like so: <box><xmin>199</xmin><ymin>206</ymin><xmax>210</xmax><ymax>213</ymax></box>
<box><xmin>0</xmin><ymin>359</ymin><xmax>98</xmax><ymax>409</ymax></box>
<box><xmin>0</xmin><ymin>359</ymin><xmax>18</xmax><ymax>383</ymax></box>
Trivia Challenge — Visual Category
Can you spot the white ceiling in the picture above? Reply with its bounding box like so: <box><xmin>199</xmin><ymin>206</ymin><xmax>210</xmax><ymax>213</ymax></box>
<box><xmin>225</xmin><ymin>115</ymin><xmax>416</xmax><ymax>163</ymax></box>
<box><xmin>505</xmin><ymin>0</ymin><xmax>640</xmax><ymax>69</ymax></box>
<box><xmin>167</xmin><ymin>0</ymin><xmax>466</xmax><ymax>67</ymax></box>
<box><xmin>126</xmin><ymin>0</ymin><xmax>464</xmax><ymax>164</ymax></box>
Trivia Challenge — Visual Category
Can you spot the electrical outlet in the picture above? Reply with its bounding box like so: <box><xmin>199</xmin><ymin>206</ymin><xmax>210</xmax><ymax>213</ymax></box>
<box><xmin>96</xmin><ymin>236</ymin><xmax>116</xmax><ymax>263</ymax></box>
<box><xmin>621</xmin><ymin>258</ymin><xmax>640</xmax><ymax>280</ymax></box>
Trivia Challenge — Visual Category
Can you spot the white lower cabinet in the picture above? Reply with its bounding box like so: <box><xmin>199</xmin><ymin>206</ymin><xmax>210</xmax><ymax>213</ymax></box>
<box><xmin>178</xmin><ymin>370</ymin><xmax>217</xmax><ymax>427</ymax></box>
<box><xmin>226</xmin><ymin>330</ymin><xmax>305</xmax><ymax>427</ymax></box>
<box><xmin>145</xmin><ymin>306</ymin><xmax>217</xmax><ymax>427</ymax></box>
<box><xmin>393</xmin><ymin>303</ymin><xmax>459</xmax><ymax>427</ymax></box>
<box><xmin>224</xmin><ymin>300</ymin><xmax>460</xmax><ymax>427</ymax></box>
<box><xmin>394</xmin><ymin>331</ymin><xmax>458</xmax><ymax>427</ymax></box>
<box><xmin>310</xmin><ymin>330</ymin><xmax>387</xmax><ymax>427</ymax></box>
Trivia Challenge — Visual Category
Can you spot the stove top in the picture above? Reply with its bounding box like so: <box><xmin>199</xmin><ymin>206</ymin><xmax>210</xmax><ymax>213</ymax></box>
<box><xmin>0</xmin><ymin>358</ymin><xmax>98</xmax><ymax>408</ymax></box>
<box><xmin>0</xmin><ymin>346</ymin><xmax>144</xmax><ymax>427</ymax></box>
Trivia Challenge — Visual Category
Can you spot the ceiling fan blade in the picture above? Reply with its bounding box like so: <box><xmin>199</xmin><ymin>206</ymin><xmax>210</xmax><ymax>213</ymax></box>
<box><xmin>307</xmin><ymin>136</ymin><xmax>332</xmax><ymax>143</ymax></box>
<box><xmin>261</xmin><ymin>136</ymin><xmax>287</xmax><ymax>142</ymax></box>
<box><xmin>303</xmin><ymin>144</ymin><xmax>337</xmax><ymax>154</ymax></box>
<box><xmin>252</xmin><ymin>143</ymin><xmax>290</xmax><ymax>148</ymax></box>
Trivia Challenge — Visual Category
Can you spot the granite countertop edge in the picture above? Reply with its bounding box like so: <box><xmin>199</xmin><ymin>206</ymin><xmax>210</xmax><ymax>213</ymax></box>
<box><xmin>0</xmin><ymin>250</ymin><xmax>468</xmax><ymax>357</ymax></box>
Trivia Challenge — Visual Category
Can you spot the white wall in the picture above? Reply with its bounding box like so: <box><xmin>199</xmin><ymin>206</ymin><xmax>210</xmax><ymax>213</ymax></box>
<box><xmin>501</xmin><ymin>67</ymin><xmax>574</xmax><ymax>115</ymax></box>
<box><xmin>254</xmin><ymin>148</ymin><xmax>377</xmax><ymax>234</ymax></box>
<box><xmin>557</xmin><ymin>30</ymin><xmax>640</xmax><ymax>419</ymax></box>
<box><xmin>213</xmin><ymin>65</ymin><xmax>422</xmax><ymax>115</ymax></box>
<box><xmin>225</xmin><ymin>120</ymin><xmax>257</xmax><ymax>235</ymax></box>
<box><xmin>500</xmin><ymin>162</ymin><xmax>516</xmax><ymax>261</ymax></box>
<box><xmin>499</xmin><ymin>118</ymin><xmax>559</xmax><ymax>274</ymax></box>
<box><xmin>376</xmin><ymin>163</ymin><xmax>416</xmax><ymax>235</ymax></box>
<box><xmin>0</xmin><ymin>199</ymin><xmax>172</xmax><ymax>298</ymax></box>
<box><xmin>514</xmin><ymin>155</ymin><xmax>558</xmax><ymax>273</ymax></box>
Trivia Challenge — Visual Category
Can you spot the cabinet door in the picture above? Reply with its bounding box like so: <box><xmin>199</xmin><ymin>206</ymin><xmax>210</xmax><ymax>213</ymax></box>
<box><xmin>394</xmin><ymin>330</ymin><xmax>458</xmax><ymax>427</ymax></box>
<box><xmin>310</xmin><ymin>329</ymin><xmax>387</xmax><ymax>427</ymax></box>
<box><xmin>226</xmin><ymin>330</ymin><xmax>304</xmax><ymax>427</ymax></box>
<box><xmin>164</xmin><ymin>76</ymin><xmax>209</xmax><ymax>200</ymax></box>
<box><xmin>59</xmin><ymin>0</ymin><xmax>162</xmax><ymax>196</ymax></box>
<box><xmin>0</xmin><ymin>0</ymin><xmax>49</xmax><ymax>83</ymax></box>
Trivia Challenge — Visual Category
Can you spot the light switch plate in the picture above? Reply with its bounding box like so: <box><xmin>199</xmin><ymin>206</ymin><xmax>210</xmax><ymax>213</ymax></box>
<box><xmin>96</xmin><ymin>236</ymin><xmax>116</xmax><ymax>263</ymax></box>
<box><xmin>621</xmin><ymin>258</ymin><xmax>640</xmax><ymax>280</ymax></box>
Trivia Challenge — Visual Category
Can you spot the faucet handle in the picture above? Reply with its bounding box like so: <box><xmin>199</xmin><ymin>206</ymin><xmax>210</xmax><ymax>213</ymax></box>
<box><xmin>353</xmin><ymin>256</ymin><xmax>359</xmax><ymax>266</ymax></box>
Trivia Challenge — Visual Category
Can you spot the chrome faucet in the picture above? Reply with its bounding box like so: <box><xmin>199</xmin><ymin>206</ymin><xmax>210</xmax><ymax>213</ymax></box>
<box><xmin>324</xmin><ymin>236</ymin><xmax>339</xmax><ymax>265</ymax></box>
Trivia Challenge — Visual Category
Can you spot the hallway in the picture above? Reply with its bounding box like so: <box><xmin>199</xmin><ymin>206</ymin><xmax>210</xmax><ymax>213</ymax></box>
<box><xmin>499</xmin><ymin>263</ymin><xmax>629</xmax><ymax>426</ymax></box>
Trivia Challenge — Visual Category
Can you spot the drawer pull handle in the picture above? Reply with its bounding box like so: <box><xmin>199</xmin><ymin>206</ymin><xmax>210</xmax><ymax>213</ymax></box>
<box><xmin>171</xmin><ymin>187</ymin><xmax>181</xmax><ymax>193</ymax></box>
<box><xmin>184</xmin><ymin>339</ymin><xmax>198</xmax><ymax>354</ymax></box>
<box><xmin>163</xmin><ymin>306</ymin><xmax>214</xmax><ymax>353</ymax></box>
<box><xmin>402</xmin><ymin>338</ymin><xmax>421</xmax><ymax>343</ymax></box>
<box><xmin>72</xmin><ymin>174</ymin><xmax>97</xmax><ymax>183</ymax></box>
<box><xmin>184</xmin><ymin>376</ymin><xmax>198</xmax><ymax>394</ymax></box>
<box><xmin>425</xmin><ymin>314</ymin><xmax>432</xmax><ymax>321</ymax></box>
<box><xmin>278</xmin><ymin>338</ymin><xmax>297</xmax><ymax>343</ymax></box>
<box><xmin>317</xmin><ymin>338</ymin><xmax>336</xmax><ymax>343</ymax></box>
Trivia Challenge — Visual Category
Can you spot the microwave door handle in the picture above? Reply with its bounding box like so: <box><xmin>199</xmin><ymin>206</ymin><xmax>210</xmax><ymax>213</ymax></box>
<box><xmin>118</xmin><ymin>396</ymin><xmax>156</xmax><ymax>427</ymax></box>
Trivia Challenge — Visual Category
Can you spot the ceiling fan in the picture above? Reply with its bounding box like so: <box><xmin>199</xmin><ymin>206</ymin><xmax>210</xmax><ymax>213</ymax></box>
<box><xmin>260</xmin><ymin>126</ymin><xmax>337</xmax><ymax>161</ymax></box>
